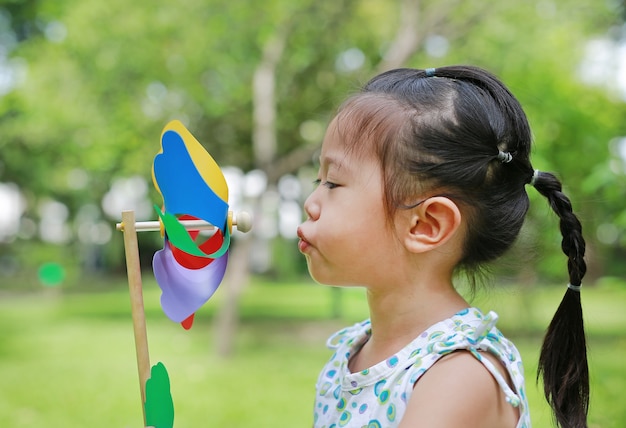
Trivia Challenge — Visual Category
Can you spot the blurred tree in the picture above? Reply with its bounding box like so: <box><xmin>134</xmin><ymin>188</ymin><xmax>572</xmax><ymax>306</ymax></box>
<box><xmin>0</xmin><ymin>0</ymin><xmax>624</xmax><ymax>291</ymax></box>
<box><xmin>0</xmin><ymin>0</ymin><xmax>43</xmax><ymax>41</ymax></box>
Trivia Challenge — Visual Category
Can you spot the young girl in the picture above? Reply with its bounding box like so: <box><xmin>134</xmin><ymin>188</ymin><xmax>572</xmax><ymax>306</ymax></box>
<box><xmin>297</xmin><ymin>66</ymin><xmax>588</xmax><ymax>428</ymax></box>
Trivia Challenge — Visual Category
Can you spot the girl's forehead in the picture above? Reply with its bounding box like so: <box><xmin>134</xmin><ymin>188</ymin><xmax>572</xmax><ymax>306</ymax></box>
<box><xmin>319</xmin><ymin>132</ymin><xmax>350</xmax><ymax>170</ymax></box>
<box><xmin>319</xmin><ymin>141</ymin><xmax>382</xmax><ymax>186</ymax></box>
<box><xmin>321</xmin><ymin>116</ymin><xmax>377</xmax><ymax>164</ymax></box>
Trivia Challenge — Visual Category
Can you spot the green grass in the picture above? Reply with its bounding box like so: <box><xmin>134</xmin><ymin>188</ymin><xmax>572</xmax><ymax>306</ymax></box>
<box><xmin>0</xmin><ymin>278</ymin><xmax>624</xmax><ymax>427</ymax></box>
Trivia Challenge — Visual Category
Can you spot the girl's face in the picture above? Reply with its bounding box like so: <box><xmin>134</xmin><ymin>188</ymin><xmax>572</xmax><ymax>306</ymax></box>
<box><xmin>298</xmin><ymin>117</ymin><xmax>402</xmax><ymax>287</ymax></box>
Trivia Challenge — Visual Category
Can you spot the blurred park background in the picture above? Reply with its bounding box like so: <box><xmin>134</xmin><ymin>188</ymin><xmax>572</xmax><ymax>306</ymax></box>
<box><xmin>1</xmin><ymin>0</ymin><xmax>626</xmax><ymax>426</ymax></box>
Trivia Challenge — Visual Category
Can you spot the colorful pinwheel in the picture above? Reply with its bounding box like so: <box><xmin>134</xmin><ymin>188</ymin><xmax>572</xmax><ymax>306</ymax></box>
<box><xmin>151</xmin><ymin>120</ymin><xmax>232</xmax><ymax>330</ymax></box>
<box><xmin>117</xmin><ymin>120</ymin><xmax>251</xmax><ymax>427</ymax></box>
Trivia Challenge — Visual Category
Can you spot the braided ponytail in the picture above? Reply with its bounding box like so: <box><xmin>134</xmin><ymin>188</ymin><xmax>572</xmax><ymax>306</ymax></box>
<box><xmin>533</xmin><ymin>170</ymin><xmax>589</xmax><ymax>428</ymax></box>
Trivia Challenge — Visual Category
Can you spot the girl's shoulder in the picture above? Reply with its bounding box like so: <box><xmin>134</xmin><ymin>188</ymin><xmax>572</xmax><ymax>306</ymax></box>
<box><xmin>326</xmin><ymin>319</ymin><xmax>371</xmax><ymax>350</ymax></box>
<box><xmin>406</xmin><ymin>307</ymin><xmax>500</xmax><ymax>351</ymax></box>
<box><xmin>403</xmin><ymin>307</ymin><xmax>523</xmax><ymax>375</ymax></box>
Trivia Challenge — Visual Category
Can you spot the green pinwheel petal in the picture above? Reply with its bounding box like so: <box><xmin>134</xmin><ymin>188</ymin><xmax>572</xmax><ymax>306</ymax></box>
<box><xmin>155</xmin><ymin>206</ymin><xmax>230</xmax><ymax>258</ymax></box>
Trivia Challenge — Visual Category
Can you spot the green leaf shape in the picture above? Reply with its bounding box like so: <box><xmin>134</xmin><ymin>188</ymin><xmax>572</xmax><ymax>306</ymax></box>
<box><xmin>145</xmin><ymin>362</ymin><xmax>174</xmax><ymax>428</ymax></box>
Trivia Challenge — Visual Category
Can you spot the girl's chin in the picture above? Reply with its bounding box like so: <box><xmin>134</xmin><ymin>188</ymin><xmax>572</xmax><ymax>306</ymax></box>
<box><xmin>306</xmin><ymin>270</ymin><xmax>356</xmax><ymax>288</ymax></box>
<box><xmin>306</xmin><ymin>268</ymin><xmax>333</xmax><ymax>286</ymax></box>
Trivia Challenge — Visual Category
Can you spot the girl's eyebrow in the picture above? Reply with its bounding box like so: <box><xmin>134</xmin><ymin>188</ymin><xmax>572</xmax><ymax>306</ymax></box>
<box><xmin>319</xmin><ymin>154</ymin><xmax>348</xmax><ymax>171</ymax></box>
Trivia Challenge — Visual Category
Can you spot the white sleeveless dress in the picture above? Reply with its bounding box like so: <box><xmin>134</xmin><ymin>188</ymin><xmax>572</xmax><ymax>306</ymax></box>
<box><xmin>313</xmin><ymin>307</ymin><xmax>531</xmax><ymax>427</ymax></box>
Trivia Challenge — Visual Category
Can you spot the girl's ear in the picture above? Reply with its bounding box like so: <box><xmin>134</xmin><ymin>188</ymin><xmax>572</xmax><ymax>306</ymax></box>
<box><xmin>400</xmin><ymin>197</ymin><xmax>462</xmax><ymax>254</ymax></box>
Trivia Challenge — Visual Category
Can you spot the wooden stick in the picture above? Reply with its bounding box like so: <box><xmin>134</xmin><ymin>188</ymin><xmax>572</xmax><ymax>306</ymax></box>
<box><xmin>120</xmin><ymin>210</ymin><xmax>151</xmax><ymax>426</ymax></box>
<box><xmin>115</xmin><ymin>211</ymin><xmax>252</xmax><ymax>233</ymax></box>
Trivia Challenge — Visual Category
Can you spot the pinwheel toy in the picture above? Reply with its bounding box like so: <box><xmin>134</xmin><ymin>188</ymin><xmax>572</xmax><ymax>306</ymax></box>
<box><xmin>116</xmin><ymin>120</ymin><xmax>252</xmax><ymax>427</ymax></box>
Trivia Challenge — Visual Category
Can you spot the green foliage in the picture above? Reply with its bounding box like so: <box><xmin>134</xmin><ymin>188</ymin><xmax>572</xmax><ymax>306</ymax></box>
<box><xmin>0</xmin><ymin>0</ymin><xmax>625</xmax><ymax>279</ymax></box>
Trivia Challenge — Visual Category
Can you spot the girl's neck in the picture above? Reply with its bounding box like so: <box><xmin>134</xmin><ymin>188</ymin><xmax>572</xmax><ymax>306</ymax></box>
<box><xmin>349</xmin><ymin>278</ymin><xmax>468</xmax><ymax>373</ymax></box>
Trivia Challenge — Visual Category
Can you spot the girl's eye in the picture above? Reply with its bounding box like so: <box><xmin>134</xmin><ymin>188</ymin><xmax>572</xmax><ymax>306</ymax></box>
<box><xmin>313</xmin><ymin>179</ymin><xmax>339</xmax><ymax>189</ymax></box>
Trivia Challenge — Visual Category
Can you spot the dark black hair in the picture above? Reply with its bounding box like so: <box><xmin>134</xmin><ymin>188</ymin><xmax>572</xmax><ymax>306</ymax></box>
<box><xmin>338</xmin><ymin>65</ymin><xmax>588</xmax><ymax>427</ymax></box>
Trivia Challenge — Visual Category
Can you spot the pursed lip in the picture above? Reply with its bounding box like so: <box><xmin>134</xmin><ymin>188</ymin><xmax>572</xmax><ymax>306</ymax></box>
<box><xmin>297</xmin><ymin>227</ymin><xmax>311</xmax><ymax>253</ymax></box>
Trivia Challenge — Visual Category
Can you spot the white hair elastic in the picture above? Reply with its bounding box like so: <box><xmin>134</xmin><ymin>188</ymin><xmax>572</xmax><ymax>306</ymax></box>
<box><xmin>497</xmin><ymin>150</ymin><xmax>513</xmax><ymax>163</ymax></box>
<box><xmin>530</xmin><ymin>169</ymin><xmax>540</xmax><ymax>187</ymax></box>
<box><xmin>567</xmin><ymin>283</ymin><xmax>582</xmax><ymax>292</ymax></box>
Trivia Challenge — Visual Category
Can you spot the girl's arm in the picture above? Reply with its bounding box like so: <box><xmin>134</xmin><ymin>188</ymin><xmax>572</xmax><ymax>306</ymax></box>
<box><xmin>398</xmin><ymin>352</ymin><xmax>518</xmax><ymax>428</ymax></box>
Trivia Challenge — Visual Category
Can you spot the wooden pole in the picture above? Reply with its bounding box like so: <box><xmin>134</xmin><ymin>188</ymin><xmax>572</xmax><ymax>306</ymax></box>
<box><xmin>120</xmin><ymin>210</ymin><xmax>151</xmax><ymax>426</ymax></box>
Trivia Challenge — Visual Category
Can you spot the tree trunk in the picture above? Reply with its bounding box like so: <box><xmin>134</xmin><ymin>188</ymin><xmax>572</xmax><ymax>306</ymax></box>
<box><xmin>214</xmin><ymin>237</ymin><xmax>253</xmax><ymax>357</ymax></box>
<box><xmin>376</xmin><ymin>0</ymin><xmax>422</xmax><ymax>73</ymax></box>
<box><xmin>213</xmin><ymin>24</ymin><xmax>289</xmax><ymax>357</ymax></box>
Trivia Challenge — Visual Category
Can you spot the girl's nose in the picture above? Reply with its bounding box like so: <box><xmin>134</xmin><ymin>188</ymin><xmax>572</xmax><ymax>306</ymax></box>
<box><xmin>303</xmin><ymin>190</ymin><xmax>320</xmax><ymax>221</ymax></box>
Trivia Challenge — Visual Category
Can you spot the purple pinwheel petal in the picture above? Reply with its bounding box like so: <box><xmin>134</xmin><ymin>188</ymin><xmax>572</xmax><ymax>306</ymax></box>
<box><xmin>152</xmin><ymin>244</ymin><xmax>228</xmax><ymax>323</ymax></box>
